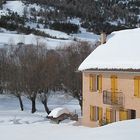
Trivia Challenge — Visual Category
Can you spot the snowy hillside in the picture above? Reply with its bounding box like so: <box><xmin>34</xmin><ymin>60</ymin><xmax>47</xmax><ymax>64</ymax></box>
<box><xmin>0</xmin><ymin>1</ymin><xmax>100</xmax><ymax>49</ymax></box>
<box><xmin>1</xmin><ymin>1</ymin><xmax>42</xmax><ymax>16</ymax></box>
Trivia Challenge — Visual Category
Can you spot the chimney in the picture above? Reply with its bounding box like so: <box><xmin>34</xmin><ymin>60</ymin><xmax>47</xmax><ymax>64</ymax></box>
<box><xmin>100</xmin><ymin>32</ymin><xmax>106</xmax><ymax>44</ymax></box>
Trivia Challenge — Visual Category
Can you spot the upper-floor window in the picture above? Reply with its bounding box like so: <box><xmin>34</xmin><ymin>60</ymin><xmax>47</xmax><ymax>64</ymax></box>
<box><xmin>134</xmin><ymin>76</ymin><xmax>140</xmax><ymax>97</ymax></box>
<box><xmin>89</xmin><ymin>74</ymin><xmax>102</xmax><ymax>92</ymax></box>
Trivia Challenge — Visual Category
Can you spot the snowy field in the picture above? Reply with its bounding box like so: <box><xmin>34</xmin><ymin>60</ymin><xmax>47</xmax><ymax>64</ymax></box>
<box><xmin>0</xmin><ymin>31</ymin><xmax>73</xmax><ymax>49</ymax></box>
<box><xmin>0</xmin><ymin>28</ymin><xmax>99</xmax><ymax>49</ymax></box>
<box><xmin>0</xmin><ymin>94</ymin><xmax>140</xmax><ymax>140</ymax></box>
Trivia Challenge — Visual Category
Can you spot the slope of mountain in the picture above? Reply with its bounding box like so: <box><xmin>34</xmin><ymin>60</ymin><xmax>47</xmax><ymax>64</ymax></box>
<box><xmin>21</xmin><ymin>0</ymin><xmax>140</xmax><ymax>34</ymax></box>
<box><xmin>0</xmin><ymin>1</ymin><xmax>100</xmax><ymax>49</ymax></box>
<box><xmin>0</xmin><ymin>0</ymin><xmax>139</xmax><ymax>48</ymax></box>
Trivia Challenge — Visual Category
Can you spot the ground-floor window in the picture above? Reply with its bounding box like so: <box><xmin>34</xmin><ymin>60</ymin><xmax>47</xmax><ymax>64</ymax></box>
<box><xmin>106</xmin><ymin>108</ymin><xmax>112</xmax><ymax>123</ymax></box>
<box><xmin>90</xmin><ymin>106</ymin><xmax>103</xmax><ymax>122</ymax></box>
<box><xmin>119</xmin><ymin>109</ymin><xmax>136</xmax><ymax>121</ymax></box>
<box><xmin>119</xmin><ymin>109</ymin><xmax>128</xmax><ymax>121</ymax></box>
<box><xmin>129</xmin><ymin>109</ymin><xmax>136</xmax><ymax>119</ymax></box>
<box><xmin>106</xmin><ymin>108</ymin><xmax>116</xmax><ymax>124</ymax></box>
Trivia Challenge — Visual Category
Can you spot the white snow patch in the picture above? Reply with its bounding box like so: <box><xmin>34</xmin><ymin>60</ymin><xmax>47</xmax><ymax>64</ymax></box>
<box><xmin>72</xmin><ymin>27</ymin><xmax>99</xmax><ymax>43</ymax></box>
<box><xmin>2</xmin><ymin>1</ymin><xmax>42</xmax><ymax>16</ymax></box>
<box><xmin>68</xmin><ymin>18</ymin><xmax>81</xmax><ymax>25</ymax></box>
<box><xmin>0</xmin><ymin>9</ymin><xmax>8</xmax><ymax>17</ymax></box>
<box><xmin>39</xmin><ymin>28</ymin><xmax>70</xmax><ymax>39</ymax></box>
<box><xmin>48</xmin><ymin>107</ymin><xmax>70</xmax><ymax>118</ymax></box>
<box><xmin>0</xmin><ymin>32</ymin><xmax>73</xmax><ymax>49</ymax></box>
<box><xmin>3</xmin><ymin>1</ymin><xmax>24</xmax><ymax>16</ymax></box>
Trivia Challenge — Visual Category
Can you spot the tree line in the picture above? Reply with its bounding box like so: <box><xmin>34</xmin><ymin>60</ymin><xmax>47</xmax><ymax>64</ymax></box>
<box><xmin>0</xmin><ymin>42</ymin><xmax>93</xmax><ymax>113</ymax></box>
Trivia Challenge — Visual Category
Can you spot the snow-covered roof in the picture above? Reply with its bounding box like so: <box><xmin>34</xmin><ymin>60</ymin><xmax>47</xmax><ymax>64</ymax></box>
<box><xmin>78</xmin><ymin>28</ymin><xmax>140</xmax><ymax>71</ymax></box>
<box><xmin>48</xmin><ymin>107</ymin><xmax>70</xmax><ymax>118</ymax></box>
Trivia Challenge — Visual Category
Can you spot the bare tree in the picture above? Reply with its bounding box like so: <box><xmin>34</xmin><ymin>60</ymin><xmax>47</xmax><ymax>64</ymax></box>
<box><xmin>57</xmin><ymin>42</ymin><xmax>93</xmax><ymax>110</ymax></box>
<box><xmin>17</xmin><ymin>44</ymin><xmax>50</xmax><ymax>113</ymax></box>
<box><xmin>5</xmin><ymin>46</ymin><xmax>24</xmax><ymax>111</ymax></box>
<box><xmin>0</xmin><ymin>48</ymin><xmax>8</xmax><ymax>94</ymax></box>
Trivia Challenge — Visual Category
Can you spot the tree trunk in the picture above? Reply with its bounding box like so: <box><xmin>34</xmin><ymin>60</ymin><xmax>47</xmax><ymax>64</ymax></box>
<box><xmin>31</xmin><ymin>99</ymin><xmax>36</xmax><ymax>113</ymax></box>
<box><xmin>18</xmin><ymin>95</ymin><xmax>24</xmax><ymax>111</ymax></box>
<box><xmin>42</xmin><ymin>101</ymin><xmax>50</xmax><ymax>114</ymax></box>
<box><xmin>79</xmin><ymin>99</ymin><xmax>82</xmax><ymax>115</ymax></box>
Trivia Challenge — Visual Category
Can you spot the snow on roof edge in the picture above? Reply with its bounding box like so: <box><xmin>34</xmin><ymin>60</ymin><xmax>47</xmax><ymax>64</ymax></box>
<box><xmin>78</xmin><ymin>28</ymin><xmax>140</xmax><ymax>71</ymax></box>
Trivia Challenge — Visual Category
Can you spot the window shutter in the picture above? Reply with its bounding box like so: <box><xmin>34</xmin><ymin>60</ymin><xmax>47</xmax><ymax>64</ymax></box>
<box><xmin>119</xmin><ymin>110</ymin><xmax>128</xmax><ymax>121</ymax></box>
<box><xmin>98</xmin><ymin>107</ymin><xmax>103</xmax><ymax>122</ymax></box>
<box><xmin>111</xmin><ymin>75</ymin><xmax>118</xmax><ymax>92</ymax></box>
<box><xmin>90</xmin><ymin>105</ymin><xmax>94</xmax><ymax>121</ymax></box>
<box><xmin>106</xmin><ymin>108</ymin><xmax>111</xmax><ymax>123</ymax></box>
<box><xmin>89</xmin><ymin>75</ymin><xmax>93</xmax><ymax>92</ymax></box>
<box><xmin>134</xmin><ymin>77</ymin><xmax>139</xmax><ymax>97</ymax></box>
<box><xmin>95</xmin><ymin>106</ymin><xmax>98</xmax><ymax>121</ymax></box>
<box><xmin>115</xmin><ymin>76</ymin><xmax>118</xmax><ymax>91</ymax></box>
<box><xmin>90</xmin><ymin>106</ymin><xmax>99</xmax><ymax>121</ymax></box>
<box><xmin>111</xmin><ymin>75</ymin><xmax>118</xmax><ymax>103</ymax></box>
<box><xmin>99</xmin><ymin>75</ymin><xmax>102</xmax><ymax>93</ymax></box>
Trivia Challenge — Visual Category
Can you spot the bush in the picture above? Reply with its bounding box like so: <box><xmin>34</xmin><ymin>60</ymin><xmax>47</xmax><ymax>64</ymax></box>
<box><xmin>50</xmin><ymin>22</ymin><xmax>79</xmax><ymax>34</ymax></box>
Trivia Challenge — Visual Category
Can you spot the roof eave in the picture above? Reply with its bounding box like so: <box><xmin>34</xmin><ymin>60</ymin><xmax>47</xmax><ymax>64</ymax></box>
<box><xmin>80</xmin><ymin>68</ymin><xmax>140</xmax><ymax>74</ymax></box>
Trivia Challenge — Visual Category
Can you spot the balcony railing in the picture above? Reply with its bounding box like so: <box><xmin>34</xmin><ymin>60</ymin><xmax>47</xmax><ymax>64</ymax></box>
<box><xmin>103</xmin><ymin>90</ymin><xmax>124</xmax><ymax>107</ymax></box>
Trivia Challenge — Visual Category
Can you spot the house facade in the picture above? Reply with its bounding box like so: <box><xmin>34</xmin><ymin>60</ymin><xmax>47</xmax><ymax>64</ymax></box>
<box><xmin>78</xmin><ymin>28</ymin><xmax>140</xmax><ymax>127</ymax></box>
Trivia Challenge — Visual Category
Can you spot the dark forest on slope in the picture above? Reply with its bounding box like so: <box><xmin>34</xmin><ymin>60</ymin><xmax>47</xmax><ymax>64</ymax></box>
<box><xmin>22</xmin><ymin>0</ymin><xmax>140</xmax><ymax>34</ymax></box>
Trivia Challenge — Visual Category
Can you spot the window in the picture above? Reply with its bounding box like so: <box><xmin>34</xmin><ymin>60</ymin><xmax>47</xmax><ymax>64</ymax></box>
<box><xmin>106</xmin><ymin>108</ymin><xmax>115</xmax><ymax>124</ymax></box>
<box><xmin>134</xmin><ymin>76</ymin><xmax>140</xmax><ymax>97</ymax></box>
<box><xmin>89</xmin><ymin>74</ymin><xmax>102</xmax><ymax>92</ymax></box>
<box><xmin>90</xmin><ymin>106</ymin><xmax>103</xmax><ymax>122</ymax></box>
<box><xmin>98</xmin><ymin>107</ymin><xmax>103</xmax><ymax>123</ymax></box>
<box><xmin>119</xmin><ymin>109</ymin><xmax>128</xmax><ymax>121</ymax></box>
<box><xmin>90</xmin><ymin>105</ymin><xmax>96</xmax><ymax>121</ymax></box>
<box><xmin>129</xmin><ymin>109</ymin><xmax>136</xmax><ymax>119</ymax></box>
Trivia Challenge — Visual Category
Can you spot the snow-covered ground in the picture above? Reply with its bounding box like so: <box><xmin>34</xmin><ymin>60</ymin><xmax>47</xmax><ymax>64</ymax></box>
<box><xmin>0</xmin><ymin>94</ymin><xmax>140</xmax><ymax>140</ymax></box>
<box><xmin>39</xmin><ymin>28</ymin><xmax>70</xmax><ymax>39</ymax></box>
<box><xmin>72</xmin><ymin>27</ymin><xmax>99</xmax><ymax>43</ymax></box>
<box><xmin>0</xmin><ymin>32</ymin><xmax>73</xmax><ymax>49</ymax></box>
<box><xmin>1</xmin><ymin>118</ymin><xmax>140</xmax><ymax>140</ymax></box>
<box><xmin>0</xmin><ymin>27</ymin><xmax>99</xmax><ymax>49</ymax></box>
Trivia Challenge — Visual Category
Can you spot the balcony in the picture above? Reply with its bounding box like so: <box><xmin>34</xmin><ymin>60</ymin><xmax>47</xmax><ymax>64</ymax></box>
<box><xmin>103</xmin><ymin>90</ymin><xmax>124</xmax><ymax>107</ymax></box>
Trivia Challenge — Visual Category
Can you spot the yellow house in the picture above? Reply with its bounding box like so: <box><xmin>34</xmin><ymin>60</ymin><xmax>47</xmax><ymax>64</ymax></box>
<box><xmin>78</xmin><ymin>28</ymin><xmax>140</xmax><ymax>127</ymax></box>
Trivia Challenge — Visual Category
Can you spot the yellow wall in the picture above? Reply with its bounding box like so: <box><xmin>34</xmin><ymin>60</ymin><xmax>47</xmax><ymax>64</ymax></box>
<box><xmin>82</xmin><ymin>71</ymin><xmax>140</xmax><ymax>127</ymax></box>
